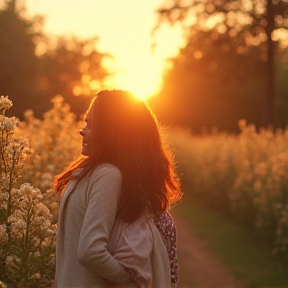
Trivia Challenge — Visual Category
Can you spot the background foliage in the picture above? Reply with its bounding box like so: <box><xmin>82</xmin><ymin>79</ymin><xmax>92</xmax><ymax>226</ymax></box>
<box><xmin>167</xmin><ymin>124</ymin><xmax>288</xmax><ymax>256</ymax></box>
<box><xmin>0</xmin><ymin>0</ymin><xmax>111</xmax><ymax>119</ymax></box>
<box><xmin>150</xmin><ymin>0</ymin><xmax>288</xmax><ymax>131</ymax></box>
<box><xmin>0</xmin><ymin>96</ymin><xmax>82</xmax><ymax>287</ymax></box>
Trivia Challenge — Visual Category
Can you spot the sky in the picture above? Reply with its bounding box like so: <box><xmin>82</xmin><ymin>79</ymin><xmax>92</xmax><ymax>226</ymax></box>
<box><xmin>24</xmin><ymin>0</ymin><xmax>186</xmax><ymax>100</ymax></box>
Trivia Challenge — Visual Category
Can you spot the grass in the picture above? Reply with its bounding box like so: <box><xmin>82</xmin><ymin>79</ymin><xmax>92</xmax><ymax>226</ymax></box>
<box><xmin>173</xmin><ymin>195</ymin><xmax>288</xmax><ymax>288</ymax></box>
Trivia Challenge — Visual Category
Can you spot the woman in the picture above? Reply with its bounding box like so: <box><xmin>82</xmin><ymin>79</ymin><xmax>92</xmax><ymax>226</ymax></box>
<box><xmin>54</xmin><ymin>90</ymin><xmax>182</xmax><ymax>288</ymax></box>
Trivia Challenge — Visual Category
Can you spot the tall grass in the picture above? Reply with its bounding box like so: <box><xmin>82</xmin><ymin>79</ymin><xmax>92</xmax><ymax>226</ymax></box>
<box><xmin>167</xmin><ymin>121</ymin><xmax>288</xmax><ymax>257</ymax></box>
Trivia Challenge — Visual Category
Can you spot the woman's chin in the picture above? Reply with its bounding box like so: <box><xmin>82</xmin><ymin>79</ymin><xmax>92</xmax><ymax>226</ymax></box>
<box><xmin>81</xmin><ymin>147</ymin><xmax>89</xmax><ymax>156</ymax></box>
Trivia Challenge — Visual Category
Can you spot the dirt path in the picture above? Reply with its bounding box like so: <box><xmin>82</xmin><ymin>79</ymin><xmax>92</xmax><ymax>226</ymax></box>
<box><xmin>173</xmin><ymin>215</ymin><xmax>245</xmax><ymax>288</ymax></box>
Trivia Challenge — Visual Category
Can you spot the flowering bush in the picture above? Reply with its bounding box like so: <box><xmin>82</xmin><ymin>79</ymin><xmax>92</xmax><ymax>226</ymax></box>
<box><xmin>0</xmin><ymin>96</ymin><xmax>56</xmax><ymax>288</ymax></box>
<box><xmin>167</xmin><ymin>122</ymin><xmax>288</xmax><ymax>256</ymax></box>
<box><xmin>17</xmin><ymin>95</ymin><xmax>82</xmax><ymax>222</ymax></box>
<box><xmin>18</xmin><ymin>95</ymin><xmax>81</xmax><ymax>184</ymax></box>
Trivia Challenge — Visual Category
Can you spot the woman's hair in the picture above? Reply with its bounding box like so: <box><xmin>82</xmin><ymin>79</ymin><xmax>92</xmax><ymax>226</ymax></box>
<box><xmin>54</xmin><ymin>89</ymin><xmax>182</xmax><ymax>223</ymax></box>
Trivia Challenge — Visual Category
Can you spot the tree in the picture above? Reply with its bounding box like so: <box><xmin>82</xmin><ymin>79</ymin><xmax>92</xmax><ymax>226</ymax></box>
<box><xmin>155</xmin><ymin>0</ymin><xmax>288</xmax><ymax>127</ymax></box>
<box><xmin>38</xmin><ymin>36</ymin><xmax>112</xmax><ymax>118</ymax></box>
<box><xmin>0</xmin><ymin>0</ymin><xmax>113</xmax><ymax>119</ymax></box>
<box><xmin>0</xmin><ymin>0</ymin><xmax>47</xmax><ymax>119</ymax></box>
<box><xmin>149</xmin><ymin>29</ymin><xmax>269</xmax><ymax>132</ymax></box>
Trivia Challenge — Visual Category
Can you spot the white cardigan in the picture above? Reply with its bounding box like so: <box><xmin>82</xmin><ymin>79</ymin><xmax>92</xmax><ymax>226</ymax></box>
<box><xmin>55</xmin><ymin>163</ymin><xmax>172</xmax><ymax>288</ymax></box>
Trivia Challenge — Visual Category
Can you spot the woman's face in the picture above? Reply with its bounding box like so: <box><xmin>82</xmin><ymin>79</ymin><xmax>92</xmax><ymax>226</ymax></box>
<box><xmin>79</xmin><ymin>109</ymin><xmax>93</xmax><ymax>156</ymax></box>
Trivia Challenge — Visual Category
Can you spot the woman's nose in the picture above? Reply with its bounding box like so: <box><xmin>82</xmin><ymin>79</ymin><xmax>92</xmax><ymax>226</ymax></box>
<box><xmin>79</xmin><ymin>129</ymin><xmax>84</xmax><ymax>136</ymax></box>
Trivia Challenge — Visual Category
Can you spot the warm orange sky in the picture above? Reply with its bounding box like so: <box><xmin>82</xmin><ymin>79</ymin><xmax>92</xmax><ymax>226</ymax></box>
<box><xmin>25</xmin><ymin>0</ymin><xmax>185</xmax><ymax>100</ymax></box>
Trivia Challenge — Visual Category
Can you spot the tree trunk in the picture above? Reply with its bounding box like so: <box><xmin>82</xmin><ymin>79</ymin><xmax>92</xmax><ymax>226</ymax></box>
<box><xmin>266</xmin><ymin>0</ymin><xmax>275</xmax><ymax>127</ymax></box>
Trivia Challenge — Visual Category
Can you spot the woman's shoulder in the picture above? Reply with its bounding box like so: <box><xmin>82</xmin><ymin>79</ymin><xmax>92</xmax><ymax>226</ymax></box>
<box><xmin>91</xmin><ymin>163</ymin><xmax>122</xmax><ymax>179</ymax></box>
<box><xmin>84</xmin><ymin>163</ymin><xmax>122</xmax><ymax>187</ymax></box>
<box><xmin>69</xmin><ymin>163</ymin><xmax>122</xmax><ymax>188</ymax></box>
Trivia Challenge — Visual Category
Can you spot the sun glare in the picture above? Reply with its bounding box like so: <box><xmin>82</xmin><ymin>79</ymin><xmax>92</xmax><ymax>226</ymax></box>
<box><xmin>121</xmin><ymin>68</ymin><xmax>163</xmax><ymax>101</ymax></box>
<box><xmin>25</xmin><ymin>0</ymin><xmax>185</xmax><ymax>102</ymax></box>
<box><xmin>104</xmin><ymin>57</ymin><xmax>165</xmax><ymax>101</ymax></box>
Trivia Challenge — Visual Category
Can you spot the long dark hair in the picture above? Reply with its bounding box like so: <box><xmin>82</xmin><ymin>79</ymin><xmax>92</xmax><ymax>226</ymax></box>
<box><xmin>54</xmin><ymin>89</ymin><xmax>182</xmax><ymax>223</ymax></box>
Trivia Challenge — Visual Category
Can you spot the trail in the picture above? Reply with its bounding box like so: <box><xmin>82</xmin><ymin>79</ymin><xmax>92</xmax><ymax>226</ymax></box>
<box><xmin>174</xmin><ymin>215</ymin><xmax>245</xmax><ymax>288</ymax></box>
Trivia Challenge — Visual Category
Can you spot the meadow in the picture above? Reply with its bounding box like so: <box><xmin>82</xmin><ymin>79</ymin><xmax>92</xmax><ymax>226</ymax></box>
<box><xmin>1</xmin><ymin>96</ymin><xmax>288</xmax><ymax>287</ymax></box>
<box><xmin>167</xmin><ymin>123</ymin><xmax>288</xmax><ymax>257</ymax></box>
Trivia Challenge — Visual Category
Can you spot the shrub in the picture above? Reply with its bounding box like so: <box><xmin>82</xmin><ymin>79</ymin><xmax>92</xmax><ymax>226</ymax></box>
<box><xmin>0</xmin><ymin>96</ymin><xmax>56</xmax><ymax>288</ymax></box>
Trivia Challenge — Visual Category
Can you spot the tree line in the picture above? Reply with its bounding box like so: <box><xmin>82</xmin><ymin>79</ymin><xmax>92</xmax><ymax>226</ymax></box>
<box><xmin>1</xmin><ymin>0</ymin><xmax>288</xmax><ymax>132</ymax></box>
<box><xmin>149</xmin><ymin>0</ymin><xmax>288</xmax><ymax>132</ymax></box>
<box><xmin>0</xmin><ymin>0</ymin><xmax>111</xmax><ymax>119</ymax></box>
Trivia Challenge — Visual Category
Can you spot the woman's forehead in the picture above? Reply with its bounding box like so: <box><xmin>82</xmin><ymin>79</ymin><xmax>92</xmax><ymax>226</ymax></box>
<box><xmin>84</xmin><ymin>110</ymin><xmax>92</xmax><ymax>121</ymax></box>
<box><xmin>84</xmin><ymin>97</ymin><xmax>98</xmax><ymax>121</ymax></box>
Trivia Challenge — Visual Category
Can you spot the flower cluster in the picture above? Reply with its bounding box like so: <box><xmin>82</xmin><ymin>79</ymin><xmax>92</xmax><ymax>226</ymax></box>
<box><xmin>17</xmin><ymin>95</ymin><xmax>82</xmax><ymax>222</ymax></box>
<box><xmin>4</xmin><ymin>184</ymin><xmax>56</xmax><ymax>287</ymax></box>
<box><xmin>0</xmin><ymin>116</ymin><xmax>18</xmax><ymax>131</ymax></box>
<box><xmin>0</xmin><ymin>96</ymin><xmax>12</xmax><ymax>113</ymax></box>
<box><xmin>18</xmin><ymin>95</ymin><xmax>81</xmax><ymax>180</ymax></box>
<box><xmin>0</xmin><ymin>97</ymin><xmax>56</xmax><ymax>288</ymax></box>
<box><xmin>0</xmin><ymin>95</ymin><xmax>83</xmax><ymax>287</ymax></box>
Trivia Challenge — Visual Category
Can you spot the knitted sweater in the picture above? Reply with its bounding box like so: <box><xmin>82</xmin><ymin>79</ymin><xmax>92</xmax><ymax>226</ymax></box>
<box><xmin>55</xmin><ymin>163</ymin><xmax>171</xmax><ymax>288</ymax></box>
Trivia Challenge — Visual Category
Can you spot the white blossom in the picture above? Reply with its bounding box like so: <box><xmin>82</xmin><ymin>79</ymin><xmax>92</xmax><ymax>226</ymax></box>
<box><xmin>18</xmin><ymin>183</ymin><xmax>43</xmax><ymax>201</ymax></box>
<box><xmin>8</xmin><ymin>138</ymin><xmax>29</xmax><ymax>153</ymax></box>
<box><xmin>0</xmin><ymin>116</ymin><xmax>18</xmax><ymax>131</ymax></box>
<box><xmin>0</xmin><ymin>95</ymin><xmax>12</xmax><ymax>111</ymax></box>
<box><xmin>8</xmin><ymin>214</ymin><xmax>26</xmax><ymax>238</ymax></box>
<box><xmin>31</xmin><ymin>273</ymin><xmax>41</xmax><ymax>279</ymax></box>
<box><xmin>35</xmin><ymin>202</ymin><xmax>51</xmax><ymax>216</ymax></box>
<box><xmin>46</xmin><ymin>224</ymin><xmax>57</xmax><ymax>236</ymax></box>
<box><xmin>41</xmin><ymin>241</ymin><xmax>47</xmax><ymax>248</ymax></box>
<box><xmin>33</xmin><ymin>237</ymin><xmax>41</xmax><ymax>247</ymax></box>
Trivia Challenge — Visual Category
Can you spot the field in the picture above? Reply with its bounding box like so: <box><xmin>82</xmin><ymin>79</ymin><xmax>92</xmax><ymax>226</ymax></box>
<box><xmin>167</xmin><ymin>125</ymin><xmax>288</xmax><ymax>287</ymax></box>
<box><xmin>1</xmin><ymin>96</ymin><xmax>288</xmax><ymax>287</ymax></box>
<box><xmin>167</xmin><ymin>124</ymin><xmax>288</xmax><ymax>256</ymax></box>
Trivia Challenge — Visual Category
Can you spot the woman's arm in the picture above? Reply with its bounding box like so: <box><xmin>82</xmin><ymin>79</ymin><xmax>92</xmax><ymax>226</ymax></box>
<box><xmin>77</xmin><ymin>164</ymin><xmax>131</xmax><ymax>283</ymax></box>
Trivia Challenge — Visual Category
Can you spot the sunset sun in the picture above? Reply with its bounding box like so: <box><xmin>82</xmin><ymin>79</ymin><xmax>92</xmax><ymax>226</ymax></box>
<box><xmin>109</xmin><ymin>58</ymin><xmax>164</xmax><ymax>101</ymax></box>
<box><xmin>106</xmin><ymin>54</ymin><xmax>163</xmax><ymax>100</ymax></box>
